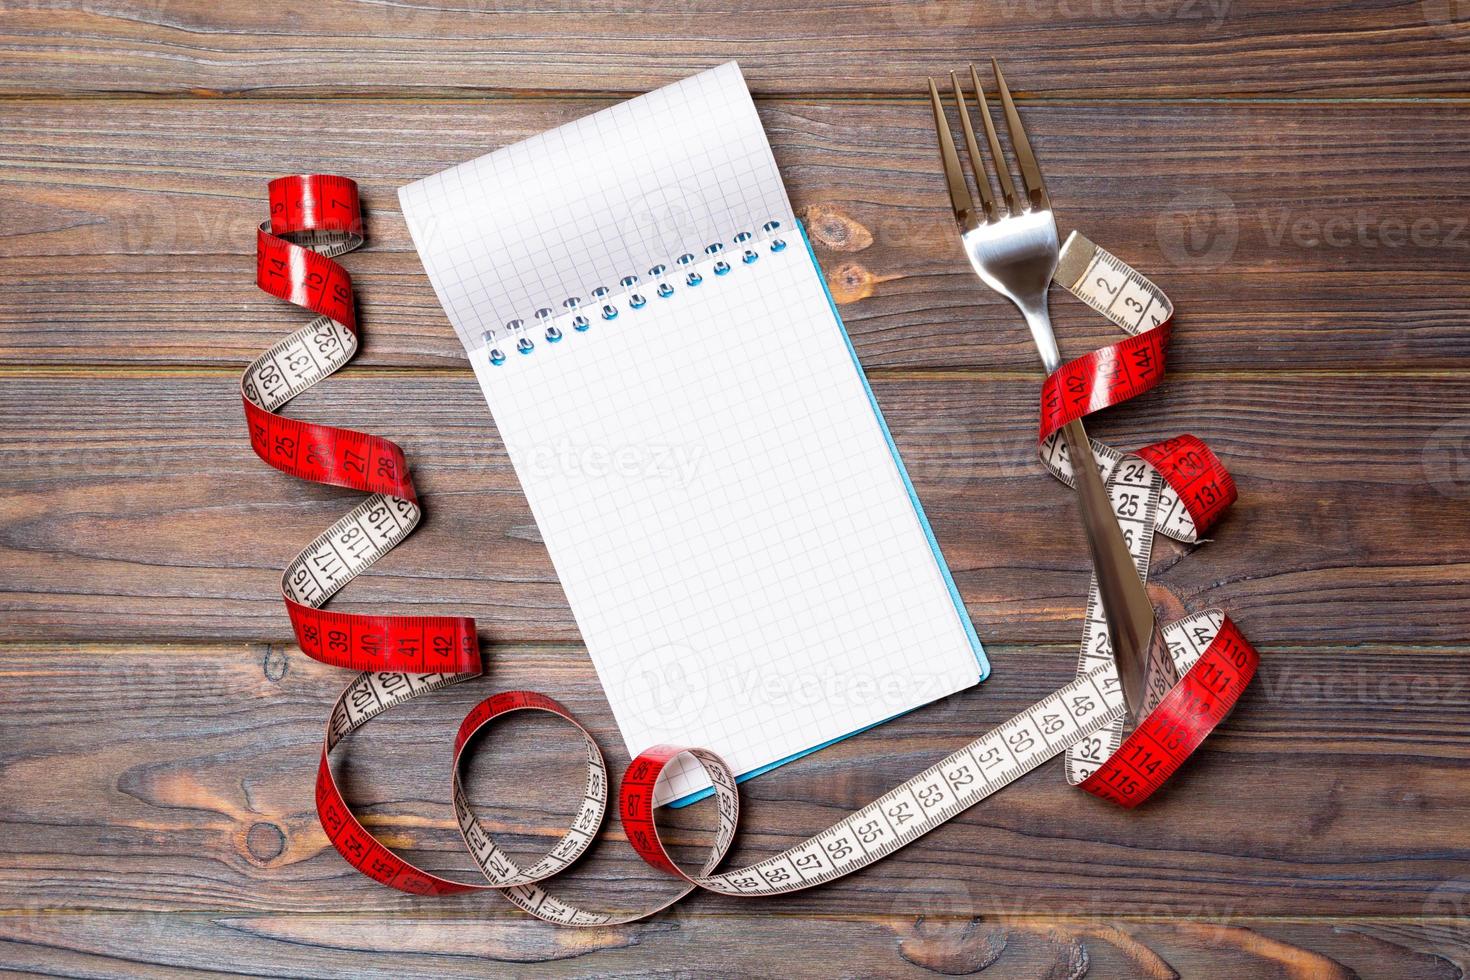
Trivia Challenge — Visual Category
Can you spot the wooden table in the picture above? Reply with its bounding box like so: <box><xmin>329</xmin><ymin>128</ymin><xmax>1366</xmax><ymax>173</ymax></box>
<box><xmin>3</xmin><ymin>2</ymin><xmax>1469</xmax><ymax>975</ymax></box>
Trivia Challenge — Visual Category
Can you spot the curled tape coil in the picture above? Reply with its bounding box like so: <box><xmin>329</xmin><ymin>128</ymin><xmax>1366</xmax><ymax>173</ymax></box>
<box><xmin>243</xmin><ymin>176</ymin><xmax>1259</xmax><ymax>925</ymax></box>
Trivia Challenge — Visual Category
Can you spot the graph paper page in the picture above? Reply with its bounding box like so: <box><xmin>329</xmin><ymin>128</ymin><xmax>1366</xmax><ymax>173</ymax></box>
<box><xmin>400</xmin><ymin>62</ymin><xmax>793</xmax><ymax>354</ymax></box>
<box><xmin>401</xmin><ymin>63</ymin><xmax>985</xmax><ymax>804</ymax></box>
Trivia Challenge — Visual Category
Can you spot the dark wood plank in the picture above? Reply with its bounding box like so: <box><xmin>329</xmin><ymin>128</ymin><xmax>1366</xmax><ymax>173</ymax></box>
<box><xmin>1</xmin><ymin>911</ymin><xmax>1465</xmax><ymax>977</ymax></box>
<box><xmin>1</xmin><ymin>641</ymin><xmax>1467</xmax><ymax>917</ymax></box>
<box><xmin>3</xmin><ymin>99</ymin><xmax>1469</xmax><ymax>369</ymax></box>
<box><xmin>3</xmin><ymin>0</ymin><xmax>1469</xmax><ymax>97</ymax></box>
<box><xmin>4</xmin><ymin>4</ymin><xmax>1465</xmax><ymax>974</ymax></box>
<box><xmin>2</xmin><ymin>370</ymin><xmax>1467</xmax><ymax>646</ymax></box>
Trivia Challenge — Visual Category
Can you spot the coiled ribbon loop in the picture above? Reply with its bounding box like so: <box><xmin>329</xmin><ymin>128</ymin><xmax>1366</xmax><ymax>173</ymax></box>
<box><xmin>242</xmin><ymin>179</ymin><xmax>1258</xmax><ymax>926</ymax></box>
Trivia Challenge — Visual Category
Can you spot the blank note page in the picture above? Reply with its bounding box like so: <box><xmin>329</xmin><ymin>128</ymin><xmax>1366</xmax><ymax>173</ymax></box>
<box><xmin>466</xmin><ymin>239</ymin><xmax>983</xmax><ymax>803</ymax></box>
<box><xmin>402</xmin><ymin>62</ymin><xmax>986</xmax><ymax>804</ymax></box>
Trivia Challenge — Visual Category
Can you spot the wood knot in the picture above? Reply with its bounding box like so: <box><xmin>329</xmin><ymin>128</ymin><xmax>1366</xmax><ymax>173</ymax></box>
<box><xmin>826</xmin><ymin>261</ymin><xmax>891</xmax><ymax>304</ymax></box>
<box><xmin>1145</xmin><ymin>583</ymin><xmax>1187</xmax><ymax>626</ymax></box>
<box><xmin>897</xmin><ymin>920</ymin><xmax>1006</xmax><ymax>974</ymax></box>
<box><xmin>245</xmin><ymin>821</ymin><xmax>286</xmax><ymax>863</ymax></box>
<box><xmin>802</xmin><ymin>204</ymin><xmax>873</xmax><ymax>252</ymax></box>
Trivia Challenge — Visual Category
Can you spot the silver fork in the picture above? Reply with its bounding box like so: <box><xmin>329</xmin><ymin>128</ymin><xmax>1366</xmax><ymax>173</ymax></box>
<box><xmin>928</xmin><ymin>61</ymin><xmax>1177</xmax><ymax>725</ymax></box>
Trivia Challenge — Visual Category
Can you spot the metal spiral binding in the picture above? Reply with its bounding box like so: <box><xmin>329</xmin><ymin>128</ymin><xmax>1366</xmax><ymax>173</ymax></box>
<box><xmin>481</xmin><ymin>220</ymin><xmax>788</xmax><ymax>365</ymax></box>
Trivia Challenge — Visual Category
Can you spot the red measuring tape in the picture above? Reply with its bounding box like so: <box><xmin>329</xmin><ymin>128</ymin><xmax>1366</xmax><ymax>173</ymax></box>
<box><xmin>242</xmin><ymin>175</ymin><xmax>1258</xmax><ymax>924</ymax></box>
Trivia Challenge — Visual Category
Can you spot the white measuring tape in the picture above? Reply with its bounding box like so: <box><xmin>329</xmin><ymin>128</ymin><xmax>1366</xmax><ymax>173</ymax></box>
<box><xmin>245</xmin><ymin>175</ymin><xmax>1257</xmax><ymax>926</ymax></box>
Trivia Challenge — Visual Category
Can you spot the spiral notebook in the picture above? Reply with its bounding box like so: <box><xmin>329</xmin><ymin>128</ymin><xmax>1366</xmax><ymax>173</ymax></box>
<box><xmin>401</xmin><ymin>62</ymin><xmax>987</xmax><ymax>806</ymax></box>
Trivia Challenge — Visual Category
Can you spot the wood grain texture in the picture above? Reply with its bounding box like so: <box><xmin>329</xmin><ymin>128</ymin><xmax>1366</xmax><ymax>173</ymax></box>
<box><xmin>3</xmin><ymin>98</ymin><xmax>1470</xmax><ymax>370</ymax></box>
<box><xmin>2</xmin><ymin>911</ymin><xmax>1468</xmax><ymax>978</ymax></box>
<box><xmin>2</xmin><ymin>0</ymin><xmax>1470</xmax><ymax>98</ymax></box>
<box><xmin>3</xmin><ymin>371</ymin><xmax>1468</xmax><ymax>646</ymax></box>
<box><xmin>3</xmin><ymin>1</ymin><xmax>1470</xmax><ymax>970</ymax></box>
<box><xmin>1</xmin><ymin>642</ymin><xmax>1467</xmax><ymax>918</ymax></box>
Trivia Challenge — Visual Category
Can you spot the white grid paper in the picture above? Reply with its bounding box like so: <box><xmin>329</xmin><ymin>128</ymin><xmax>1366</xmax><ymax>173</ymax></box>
<box><xmin>401</xmin><ymin>63</ymin><xmax>984</xmax><ymax>804</ymax></box>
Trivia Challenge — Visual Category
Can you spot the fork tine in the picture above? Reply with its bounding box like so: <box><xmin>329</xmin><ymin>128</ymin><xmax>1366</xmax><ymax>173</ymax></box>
<box><xmin>949</xmin><ymin>71</ymin><xmax>997</xmax><ymax>223</ymax></box>
<box><xmin>928</xmin><ymin>77</ymin><xmax>978</xmax><ymax>230</ymax></box>
<box><xmin>967</xmin><ymin>64</ymin><xmax>1019</xmax><ymax>216</ymax></box>
<box><xmin>991</xmin><ymin>59</ymin><xmax>1050</xmax><ymax>211</ymax></box>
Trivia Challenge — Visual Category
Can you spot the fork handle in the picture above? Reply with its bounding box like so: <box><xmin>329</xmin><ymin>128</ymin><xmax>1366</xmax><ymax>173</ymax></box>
<box><xmin>1058</xmin><ymin>418</ymin><xmax>1178</xmax><ymax>724</ymax></box>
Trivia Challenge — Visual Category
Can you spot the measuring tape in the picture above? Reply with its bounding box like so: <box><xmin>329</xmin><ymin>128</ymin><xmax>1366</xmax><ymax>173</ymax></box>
<box><xmin>244</xmin><ymin>176</ymin><xmax>1259</xmax><ymax>925</ymax></box>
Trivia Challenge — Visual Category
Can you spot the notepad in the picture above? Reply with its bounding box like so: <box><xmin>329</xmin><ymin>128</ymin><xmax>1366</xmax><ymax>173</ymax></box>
<box><xmin>401</xmin><ymin>62</ymin><xmax>987</xmax><ymax>805</ymax></box>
